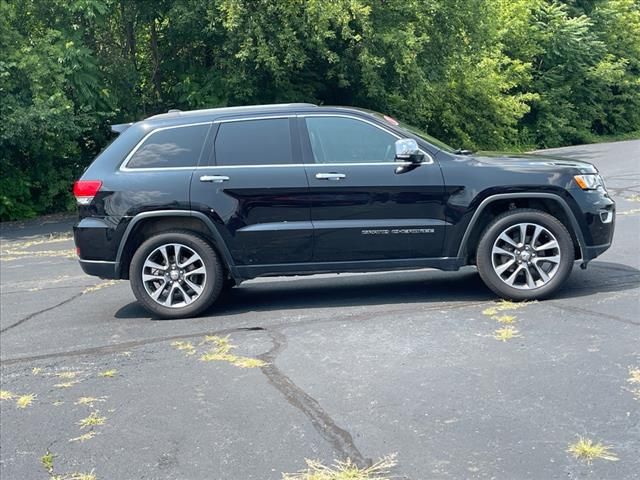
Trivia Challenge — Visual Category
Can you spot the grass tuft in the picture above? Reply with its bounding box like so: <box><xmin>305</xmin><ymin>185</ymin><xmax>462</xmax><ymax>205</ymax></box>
<box><xmin>51</xmin><ymin>471</ymin><xmax>97</xmax><ymax>480</ymax></box>
<box><xmin>0</xmin><ymin>390</ymin><xmax>15</xmax><ymax>400</ymax></box>
<box><xmin>202</xmin><ymin>335</ymin><xmax>235</xmax><ymax>354</ymax></box>
<box><xmin>283</xmin><ymin>454</ymin><xmax>397</xmax><ymax>480</ymax></box>
<box><xmin>98</xmin><ymin>369</ymin><xmax>117</xmax><ymax>378</ymax></box>
<box><xmin>75</xmin><ymin>397</ymin><xmax>105</xmax><ymax>407</ymax></box>
<box><xmin>41</xmin><ymin>451</ymin><xmax>55</xmax><ymax>474</ymax></box>
<box><xmin>82</xmin><ymin>280</ymin><xmax>118</xmax><ymax>294</ymax></box>
<box><xmin>492</xmin><ymin>314</ymin><xmax>517</xmax><ymax>324</ymax></box>
<box><xmin>493</xmin><ymin>327</ymin><xmax>521</xmax><ymax>342</ymax></box>
<box><xmin>16</xmin><ymin>393</ymin><xmax>36</xmax><ymax>408</ymax></box>
<box><xmin>61</xmin><ymin>472</ymin><xmax>97</xmax><ymax>480</ymax></box>
<box><xmin>567</xmin><ymin>437</ymin><xmax>619</xmax><ymax>463</ymax></box>
<box><xmin>171</xmin><ymin>341</ymin><xmax>196</xmax><ymax>355</ymax></box>
<box><xmin>69</xmin><ymin>431</ymin><xmax>98</xmax><ymax>443</ymax></box>
<box><xmin>78</xmin><ymin>411</ymin><xmax>106</xmax><ymax>429</ymax></box>
<box><xmin>231</xmin><ymin>357</ymin><xmax>268</xmax><ymax>369</ymax></box>
<box><xmin>169</xmin><ymin>335</ymin><xmax>269</xmax><ymax>368</ymax></box>
<box><xmin>55</xmin><ymin>380</ymin><xmax>81</xmax><ymax>388</ymax></box>
<box><xmin>32</xmin><ymin>367</ymin><xmax>42</xmax><ymax>375</ymax></box>
<box><xmin>55</xmin><ymin>371</ymin><xmax>80</xmax><ymax>379</ymax></box>
<box><xmin>483</xmin><ymin>300</ymin><xmax>531</xmax><ymax>316</ymax></box>
<box><xmin>627</xmin><ymin>367</ymin><xmax>640</xmax><ymax>399</ymax></box>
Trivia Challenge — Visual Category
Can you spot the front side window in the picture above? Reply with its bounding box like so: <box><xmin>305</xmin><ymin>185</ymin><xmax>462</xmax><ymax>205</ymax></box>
<box><xmin>305</xmin><ymin>116</ymin><xmax>397</xmax><ymax>164</ymax></box>
<box><xmin>127</xmin><ymin>124</ymin><xmax>210</xmax><ymax>168</ymax></box>
<box><xmin>215</xmin><ymin>118</ymin><xmax>292</xmax><ymax>166</ymax></box>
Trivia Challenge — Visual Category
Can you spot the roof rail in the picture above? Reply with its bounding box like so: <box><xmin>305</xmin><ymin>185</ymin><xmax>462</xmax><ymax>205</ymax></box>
<box><xmin>145</xmin><ymin>103</ymin><xmax>317</xmax><ymax>120</ymax></box>
<box><xmin>111</xmin><ymin>123</ymin><xmax>134</xmax><ymax>134</ymax></box>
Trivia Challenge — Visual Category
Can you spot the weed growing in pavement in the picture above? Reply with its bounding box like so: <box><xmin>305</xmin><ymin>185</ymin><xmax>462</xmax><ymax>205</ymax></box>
<box><xmin>567</xmin><ymin>437</ymin><xmax>619</xmax><ymax>463</ymax></box>
<box><xmin>41</xmin><ymin>450</ymin><xmax>97</xmax><ymax>480</ymax></box>
<box><xmin>482</xmin><ymin>300</ymin><xmax>532</xmax><ymax>316</ymax></box>
<box><xmin>16</xmin><ymin>393</ymin><xmax>36</xmax><ymax>408</ymax></box>
<box><xmin>82</xmin><ymin>281</ymin><xmax>118</xmax><ymax>294</ymax></box>
<box><xmin>170</xmin><ymin>335</ymin><xmax>267</xmax><ymax>368</ymax></box>
<box><xmin>75</xmin><ymin>397</ymin><xmax>106</xmax><ymax>407</ymax></box>
<box><xmin>199</xmin><ymin>335</ymin><xmax>267</xmax><ymax>368</ymax></box>
<box><xmin>493</xmin><ymin>327</ymin><xmax>521</xmax><ymax>342</ymax></box>
<box><xmin>283</xmin><ymin>454</ymin><xmax>397</xmax><ymax>480</ymax></box>
<box><xmin>41</xmin><ymin>451</ymin><xmax>55</xmax><ymax>474</ymax></box>
<box><xmin>78</xmin><ymin>411</ymin><xmax>106</xmax><ymax>429</ymax></box>
<box><xmin>54</xmin><ymin>381</ymin><xmax>81</xmax><ymax>389</ymax></box>
<box><xmin>171</xmin><ymin>341</ymin><xmax>196</xmax><ymax>355</ymax></box>
<box><xmin>69</xmin><ymin>431</ymin><xmax>98</xmax><ymax>443</ymax></box>
<box><xmin>492</xmin><ymin>314</ymin><xmax>517</xmax><ymax>324</ymax></box>
<box><xmin>627</xmin><ymin>367</ymin><xmax>640</xmax><ymax>400</ymax></box>
<box><xmin>0</xmin><ymin>390</ymin><xmax>15</xmax><ymax>400</ymax></box>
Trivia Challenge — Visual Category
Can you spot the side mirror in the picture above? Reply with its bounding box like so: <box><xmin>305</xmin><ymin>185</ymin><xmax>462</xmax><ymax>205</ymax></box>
<box><xmin>395</xmin><ymin>138</ymin><xmax>424</xmax><ymax>164</ymax></box>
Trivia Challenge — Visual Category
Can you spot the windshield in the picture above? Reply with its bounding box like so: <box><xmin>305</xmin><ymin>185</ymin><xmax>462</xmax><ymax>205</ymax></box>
<box><xmin>363</xmin><ymin>109</ymin><xmax>456</xmax><ymax>153</ymax></box>
<box><xmin>394</xmin><ymin>120</ymin><xmax>456</xmax><ymax>153</ymax></box>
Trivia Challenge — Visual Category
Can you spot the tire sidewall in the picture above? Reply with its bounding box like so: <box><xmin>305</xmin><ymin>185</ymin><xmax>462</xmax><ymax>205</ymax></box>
<box><xmin>130</xmin><ymin>232</ymin><xmax>222</xmax><ymax>318</ymax></box>
<box><xmin>476</xmin><ymin>210</ymin><xmax>574</xmax><ymax>300</ymax></box>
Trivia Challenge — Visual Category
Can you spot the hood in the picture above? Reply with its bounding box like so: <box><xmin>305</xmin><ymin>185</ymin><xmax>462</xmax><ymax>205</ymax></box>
<box><xmin>467</xmin><ymin>151</ymin><xmax>598</xmax><ymax>174</ymax></box>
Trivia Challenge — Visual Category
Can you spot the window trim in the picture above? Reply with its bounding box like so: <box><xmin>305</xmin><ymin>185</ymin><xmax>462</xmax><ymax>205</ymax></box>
<box><xmin>298</xmin><ymin>113</ymin><xmax>434</xmax><ymax>166</ymax></box>
<box><xmin>211</xmin><ymin>115</ymin><xmax>295</xmax><ymax>168</ymax></box>
<box><xmin>119</xmin><ymin>122</ymin><xmax>213</xmax><ymax>172</ymax></box>
<box><xmin>118</xmin><ymin>113</ymin><xmax>434</xmax><ymax>171</ymax></box>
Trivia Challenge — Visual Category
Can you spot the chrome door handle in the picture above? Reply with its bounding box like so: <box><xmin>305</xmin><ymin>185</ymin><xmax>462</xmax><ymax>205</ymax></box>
<box><xmin>315</xmin><ymin>173</ymin><xmax>346</xmax><ymax>181</ymax></box>
<box><xmin>200</xmin><ymin>175</ymin><xmax>230</xmax><ymax>183</ymax></box>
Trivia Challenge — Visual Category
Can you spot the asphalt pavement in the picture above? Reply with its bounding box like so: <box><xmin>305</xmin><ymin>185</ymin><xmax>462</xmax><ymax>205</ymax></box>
<box><xmin>1</xmin><ymin>140</ymin><xmax>639</xmax><ymax>479</ymax></box>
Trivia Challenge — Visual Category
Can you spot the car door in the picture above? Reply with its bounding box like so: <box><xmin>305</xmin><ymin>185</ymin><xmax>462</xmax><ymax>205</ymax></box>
<box><xmin>300</xmin><ymin>114</ymin><xmax>446</xmax><ymax>262</ymax></box>
<box><xmin>190</xmin><ymin>115</ymin><xmax>312</xmax><ymax>266</ymax></box>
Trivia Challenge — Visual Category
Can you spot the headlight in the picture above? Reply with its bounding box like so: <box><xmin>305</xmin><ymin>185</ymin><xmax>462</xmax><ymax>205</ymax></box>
<box><xmin>574</xmin><ymin>174</ymin><xmax>606</xmax><ymax>192</ymax></box>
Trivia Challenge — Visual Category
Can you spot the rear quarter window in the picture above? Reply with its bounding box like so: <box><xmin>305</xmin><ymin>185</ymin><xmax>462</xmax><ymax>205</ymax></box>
<box><xmin>126</xmin><ymin>124</ymin><xmax>210</xmax><ymax>168</ymax></box>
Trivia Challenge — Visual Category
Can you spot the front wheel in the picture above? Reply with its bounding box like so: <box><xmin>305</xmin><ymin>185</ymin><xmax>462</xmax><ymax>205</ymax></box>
<box><xmin>129</xmin><ymin>231</ymin><xmax>224</xmax><ymax>318</ymax></box>
<box><xmin>476</xmin><ymin>209</ymin><xmax>575</xmax><ymax>301</ymax></box>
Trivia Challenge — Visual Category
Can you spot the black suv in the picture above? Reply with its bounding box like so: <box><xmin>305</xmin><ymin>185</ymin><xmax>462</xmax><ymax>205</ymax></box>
<box><xmin>73</xmin><ymin>103</ymin><xmax>615</xmax><ymax>318</ymax></box>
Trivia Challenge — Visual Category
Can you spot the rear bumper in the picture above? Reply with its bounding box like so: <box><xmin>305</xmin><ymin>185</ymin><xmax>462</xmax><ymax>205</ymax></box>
<box><xmin>78</xmin><ymin>259</ymin><xmax>119</xmax><ymax>279</ymax></box>
<box><xmin>582</xmin><ymin>243</ymin><xmax>612</xmax><ymax>262</ymax></box>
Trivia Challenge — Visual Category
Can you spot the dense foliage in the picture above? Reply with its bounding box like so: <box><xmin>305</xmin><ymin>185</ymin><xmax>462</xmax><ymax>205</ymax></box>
<box><xmin>1</xmin><ymin>0</ymin><xmax>639</xmax><ymax>220</ymax></box>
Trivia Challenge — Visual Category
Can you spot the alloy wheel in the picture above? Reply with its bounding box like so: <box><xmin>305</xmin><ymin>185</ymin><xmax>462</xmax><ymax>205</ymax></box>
<box><xmin>491</xmin><ymin>222</ymin><xmax>561</xmax><ymax>290</ymax></box>
<box><xmin>142</xmin><ymin>243</ymin><xmax>206</xmax><ymax>308</ymax></box>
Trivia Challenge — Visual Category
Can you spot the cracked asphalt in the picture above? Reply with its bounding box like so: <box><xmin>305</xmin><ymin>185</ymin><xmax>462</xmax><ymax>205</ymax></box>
<box><xmin>1</xmin><ymin>140</ymin><xmax>639</xmax><ymax>479</ymax></box>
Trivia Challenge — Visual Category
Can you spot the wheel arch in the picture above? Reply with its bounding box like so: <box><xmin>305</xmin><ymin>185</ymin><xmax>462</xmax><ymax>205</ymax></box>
<box><xmin>115</xmin><ymin>210</ymin><xmax>236</xmax><ymax>280</ymax></box>
<box><xmin>457</xmin><ymin>193</ymin><xmax>585</xmax><ymax>264</ymax></box>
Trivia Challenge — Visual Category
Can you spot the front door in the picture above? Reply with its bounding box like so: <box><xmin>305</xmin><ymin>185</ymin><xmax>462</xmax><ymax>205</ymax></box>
<box><xmin>300</xmin><ymin>114</ymin><xmax>446</xmax><ymax>262</ymax></box>
<box><xmin>191</xmin><ymin>116</ymin><xmax>312</xmax><ymax>266</ymax></box>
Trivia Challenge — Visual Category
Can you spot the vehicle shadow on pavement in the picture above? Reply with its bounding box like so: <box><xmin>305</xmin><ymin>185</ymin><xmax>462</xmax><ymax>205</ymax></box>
<box><xmin>113</xmin><ymin>260</ymin><xmax>639</xmax><ymax>320</ymax></box>
<box><xmin>115</xmin><ymin>269</ymin><xmax>492</xmax><ymax>320</ymax></box>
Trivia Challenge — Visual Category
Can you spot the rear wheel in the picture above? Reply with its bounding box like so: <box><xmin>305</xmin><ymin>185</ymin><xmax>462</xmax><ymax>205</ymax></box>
<box><xmin>130</xmin><ymin>231</ymin><xmax>223</xmax><ymax>318</ymax></box>
<box><xmin>476</xmin><ymin>209</ymin><xmax>574</xmax><ymax>300</ymax></box>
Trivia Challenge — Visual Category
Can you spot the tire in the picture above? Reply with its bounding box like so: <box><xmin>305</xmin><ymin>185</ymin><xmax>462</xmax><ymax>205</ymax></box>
<box><xmin>129</xmin><ymin>230</ymin><xmax>224</xmax><ymax>318</ymax></box>
<box><xmin>476</xmin><ymin>208</ymin><xmax>575</xmax><ymax>301</ymax></box>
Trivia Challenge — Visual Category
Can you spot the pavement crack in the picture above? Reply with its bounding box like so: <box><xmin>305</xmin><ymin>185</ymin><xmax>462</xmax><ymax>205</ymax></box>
<box><xmin>0</xmin><ymin>292</ymin><xmax>83</xmax><ymax>334</ymax></box>
<box><xmin>258</xmin><ymin>329</ymin><xmax>369</xmax><ymax>467</ymax></box>
<box><xmin>548</xmin><ymin>302</ymin><xmax>640</xmax><ymax>326</ymax></box>
<box><xmin>0</xmin><ymin>326</ymin><xmax>266</xmax><ymax>365</ymax></box>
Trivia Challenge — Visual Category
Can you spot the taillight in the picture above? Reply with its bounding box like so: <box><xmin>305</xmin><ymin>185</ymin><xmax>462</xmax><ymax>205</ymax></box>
<box><xmin>73</xmin><ymin>180</ymin><xmax>102</xmax><ymax>205</ymax></box>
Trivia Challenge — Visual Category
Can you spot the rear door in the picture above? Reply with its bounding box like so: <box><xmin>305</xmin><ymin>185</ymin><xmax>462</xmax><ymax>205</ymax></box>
<box><xmin>300</xmin><ymin>114</ymin><xmax>446</xmax><ymax>262</ymax></box>
<box><xmin>190</xmin><ymin>116</ymin><xmax>312</xmax><ymax>266</ymax></box>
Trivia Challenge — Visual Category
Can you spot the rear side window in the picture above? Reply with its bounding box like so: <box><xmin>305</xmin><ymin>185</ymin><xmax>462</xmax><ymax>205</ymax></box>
<box><xmin>215</xmin><ymin>118</ymin><xmax>292</xmax><ymax>166</ymax></box>
<box><xmin>127</xmin><ymin>124</ymin><xmax>210</xmax><ymax>168</ymax></box>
